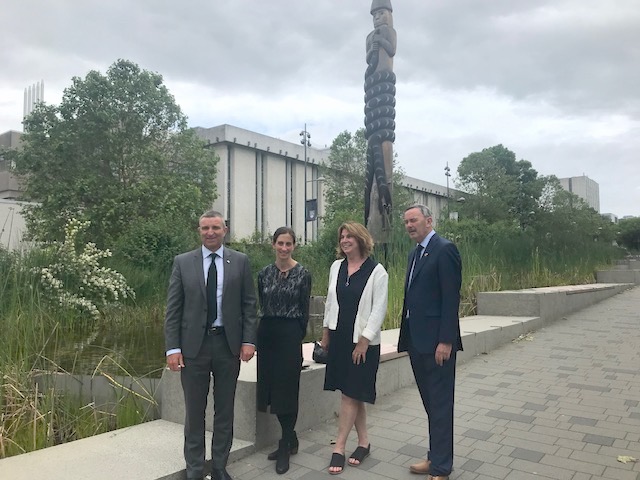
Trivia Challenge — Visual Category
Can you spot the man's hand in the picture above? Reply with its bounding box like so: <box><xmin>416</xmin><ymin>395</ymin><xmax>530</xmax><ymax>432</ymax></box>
<box><xmin>435</xmin><ymin>343</ymin><xmax>452</xmax><ymax>366</ymax></box>
<box><xmin>240</xmin><ymin>344</ymin><xmax>255</xmax><ymax>362</ymax></box>
<box><xmin>167</xmin><ymin>352</ymin><xmax>185</xmax><ymax>371</ymax></box>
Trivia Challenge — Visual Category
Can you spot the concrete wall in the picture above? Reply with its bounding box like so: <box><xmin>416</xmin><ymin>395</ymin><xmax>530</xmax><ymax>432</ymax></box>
<box><xmin>0</xmin><ymin>199</ymin><xmax>31</xmax><ymax>250</ymax></box>
<box><xmin>559</xmin><ymin>175</ymin><xmax>600</xmax><ymax>212</ymax></box>
<box><xmin>476</xmin><ymin>284</ymin><xmax>632</xmax><ymax>322</ymax></box>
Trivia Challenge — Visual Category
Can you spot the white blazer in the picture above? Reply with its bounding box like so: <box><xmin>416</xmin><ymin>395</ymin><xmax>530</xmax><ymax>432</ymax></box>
<box><xmin>323</xmin><ymin>259</ymin><xmax>389</xmax><ymax>345</ymax></box>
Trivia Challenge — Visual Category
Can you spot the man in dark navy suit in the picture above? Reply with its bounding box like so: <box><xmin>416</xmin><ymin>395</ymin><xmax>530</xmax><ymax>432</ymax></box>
<box><xmin>398</xmin><ymin>204</ymin><xmax>462</xmax><ymax>480</ymax></box>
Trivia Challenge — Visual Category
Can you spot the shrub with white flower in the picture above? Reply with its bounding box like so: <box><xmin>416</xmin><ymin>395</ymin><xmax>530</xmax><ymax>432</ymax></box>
<box><xmin>36</xmin><ymin>218</ymin><xmax>135</xmax><ymax>318</ymax></box>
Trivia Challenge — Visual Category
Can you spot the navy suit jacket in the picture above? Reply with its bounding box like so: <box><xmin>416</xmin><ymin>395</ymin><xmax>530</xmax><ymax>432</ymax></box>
<box><xmin>398</xmin><ymin>233</ymin><xmax>463</xmax><ymax>354</ymax></box>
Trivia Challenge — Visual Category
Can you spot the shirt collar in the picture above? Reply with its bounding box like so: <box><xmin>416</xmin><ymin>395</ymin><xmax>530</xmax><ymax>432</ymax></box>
<box><xmin>418</xmin><ymin>230</ymin><xmax>436</xmax><ymax>249</ymax></box>
<box><xmin>202</xmin><ymin>244</ymin><xmax>224</xmax><ymax>258</ymax></box>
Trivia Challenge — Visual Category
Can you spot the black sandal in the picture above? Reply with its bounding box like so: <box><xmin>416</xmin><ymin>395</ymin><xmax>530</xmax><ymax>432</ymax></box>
<box><xmin>329</xmin><ymin>453</ymin><xmax>345</xmax><ymax>475</ymax></box>
<box><xmin>348</xmin><ymin>444</ymin><xmax>370</xmax><ymax>466</ymax></box>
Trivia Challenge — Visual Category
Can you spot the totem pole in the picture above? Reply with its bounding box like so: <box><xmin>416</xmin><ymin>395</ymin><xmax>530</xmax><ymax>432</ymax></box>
<box><xmin>364</xmin><ymin>0</ymin><xmax>396</xmax><ymax>244</ymax></box>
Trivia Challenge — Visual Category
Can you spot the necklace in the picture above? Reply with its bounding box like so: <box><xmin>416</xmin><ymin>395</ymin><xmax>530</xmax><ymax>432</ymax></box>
<box><xmin>345</xmin><ymin>258</ymin><xmax>366</xmax><ymax>286</ymax></box>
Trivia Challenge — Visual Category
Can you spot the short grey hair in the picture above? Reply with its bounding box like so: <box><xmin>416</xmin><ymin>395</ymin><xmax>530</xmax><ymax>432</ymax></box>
<box><xmin>199</xmin><ymin>210</ymin><xmax>226</xmax><ymax>223</ymax></box>
<box><xmin>404</xmin><ymin>203</ymin><xmax>432</xmax><ymax>218</ymax></box>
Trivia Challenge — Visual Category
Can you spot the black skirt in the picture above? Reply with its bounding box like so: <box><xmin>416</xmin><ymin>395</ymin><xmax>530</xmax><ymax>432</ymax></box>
<box><xmin>323</xmin><ymin>258</ymin><xmax>380</xmax><ymax>404</ymax></box>
<box><xmin>256</xmin><ymin>316</ymin><xmax>303</xmax><ymax>414</ymax></box>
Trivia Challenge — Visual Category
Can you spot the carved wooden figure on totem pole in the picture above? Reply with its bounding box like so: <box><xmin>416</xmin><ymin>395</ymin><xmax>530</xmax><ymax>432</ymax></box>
<box><xmin>364</xmin><ymin>0</ymin><xmax>396</xmax><ymax>244</ymax></box>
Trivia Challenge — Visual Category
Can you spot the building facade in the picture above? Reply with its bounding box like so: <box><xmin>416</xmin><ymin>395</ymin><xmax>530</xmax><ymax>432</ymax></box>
<box><xmin>559</xmin><ymin>175</ymin><xmax>600</xmax><ymax>212</ymax></box>
<box><xmin>194</xmin><ymin>125</ymin><xmax>458</xmax><ymax>242</ymax></box>
<box><xmin>1</xmin><ymin>125</ymin><xmax>458</xmax><ymax>244</ymax></box>
<box><xmin>0</xmin><ymin>130</ymin><xmax>23</xmax><ymax>200</ymax></box>
<box><xmin>0</xmin><ymin>199</ymin><xmax>32</xmax><ymax>250</ymax></box>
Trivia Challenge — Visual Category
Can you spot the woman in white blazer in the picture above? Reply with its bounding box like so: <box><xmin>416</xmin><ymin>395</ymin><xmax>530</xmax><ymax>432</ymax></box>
<box><xmin>321</xmin><ymin>221</ymin><xmax>388</xmax><ymax>474</ymax></box>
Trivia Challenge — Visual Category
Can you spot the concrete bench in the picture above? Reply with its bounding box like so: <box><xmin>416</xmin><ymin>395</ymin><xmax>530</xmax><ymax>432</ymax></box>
<box><xmin>476</xmin><ymin>283</ymin><xmax>632</xmax><ymax>322</ymax></box>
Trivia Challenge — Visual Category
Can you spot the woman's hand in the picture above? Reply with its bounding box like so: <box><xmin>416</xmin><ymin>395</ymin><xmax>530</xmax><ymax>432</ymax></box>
<box><xmin>352</xmin><ymin>337</ymin><xmax>370</xmax><ymax>365</ymax></box>
<box><xmin>321</xmin><ymin>327</ymin><xmax>330</xmax><ymax>351</ymax></box>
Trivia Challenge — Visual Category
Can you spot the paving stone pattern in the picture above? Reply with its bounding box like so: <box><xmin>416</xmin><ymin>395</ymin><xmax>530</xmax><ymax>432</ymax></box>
<box><xmin>226</xmin><ymin>287</ymin><xmax>640</xmax><ymax>479</ymax></box>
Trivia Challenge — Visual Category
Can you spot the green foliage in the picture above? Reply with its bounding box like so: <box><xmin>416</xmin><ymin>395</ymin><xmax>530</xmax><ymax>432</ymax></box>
<box><xmin>457</xmin><ymin>145</ymin><xmax>544</xmax><ymax>227</ymax></box>
<box><xmin>616</xmin><ymin>217</ymin><xmax>640</xmax><ymax>251</ymax></box>
<box><xmin>115</xmin><ymin>213</ymin><xmax>199</xmax><ymax>270</ymax></box>
<box><xmin>35</xmin><ymin>219</ymin><xmax>135</xmax><ymax>318</ymax></box>
<box><xmin>321</xmin><ymin>128</ymin><xmax>368</xmax><ymax>225</ymax></box>
<box><xmin>13</xmin><ymin>59</ymin><xmax>218</xmax><ymax>248</ymax></box>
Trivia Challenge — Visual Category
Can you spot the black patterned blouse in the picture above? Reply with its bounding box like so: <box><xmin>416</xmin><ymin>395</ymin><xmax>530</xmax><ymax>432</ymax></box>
<box><xmin>257</xmin><ymin>263</ymin><xmax>312</xmax><ymax>331</ymax></box>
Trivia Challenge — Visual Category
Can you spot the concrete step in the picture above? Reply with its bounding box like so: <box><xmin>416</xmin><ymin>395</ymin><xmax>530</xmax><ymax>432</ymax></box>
<box><xmin>0</xmin><ymin>420</ymin><xmax>254</xmax><ymax>480</ymax></box>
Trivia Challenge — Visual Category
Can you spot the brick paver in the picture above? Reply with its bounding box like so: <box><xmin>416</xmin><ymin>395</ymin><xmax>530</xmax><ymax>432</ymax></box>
<box><xmin>227</xmin><ymin>287</ymin><xmax>640</xmax><ymax>479</ymax></box>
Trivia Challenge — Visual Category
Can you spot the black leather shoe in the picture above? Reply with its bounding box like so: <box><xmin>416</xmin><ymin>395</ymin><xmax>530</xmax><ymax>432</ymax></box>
<box><xmin>210</xmin><ymin>467</ymin><xmax>232</xmax><ymax>480</ymax></box>
<box><xmin>268</xmin><ymin>431</ymin><xmax>298</xmax><ymax>460</ymax></box>
<box><xmin>275</xmin><ymin>439</ymin><xmax>291</xmax><ymax>474</ymax></box>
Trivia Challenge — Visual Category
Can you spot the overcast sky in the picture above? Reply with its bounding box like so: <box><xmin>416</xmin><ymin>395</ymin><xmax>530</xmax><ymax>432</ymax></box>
<box><xmin>1</xmin><ymin>1</ymin><xmax>638</xmax><ymax>217</ymax></box>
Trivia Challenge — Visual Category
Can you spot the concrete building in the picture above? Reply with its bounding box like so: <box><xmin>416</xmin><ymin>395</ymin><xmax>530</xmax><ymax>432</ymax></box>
<box><xmin>0</xmin><ymin>130</ymin><xmax>23</xmax><ymax>200</ymax></box>
<box><xmin>559</xmin><ymin>175</ymin><xmax>600</xmax><ymax>212</ymax></box>
<box><xmin>0</xmin><ymin>199</ymin><xmax>32</xmax><ymax>250</ymax></box>
<box><xmin>194</xmin><ymin>124</ymin><xmax>457</xmax><ymax>242</ymax></box>
<box><xmin>0</xmin><ymin>125</ymin><xmax>457</xmax><ymax>244</ymax></box>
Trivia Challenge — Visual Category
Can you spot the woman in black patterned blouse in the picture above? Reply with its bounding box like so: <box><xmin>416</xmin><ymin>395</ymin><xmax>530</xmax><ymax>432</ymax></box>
<box><xmin>257</xmin><ymin>227</ymin><xmax>312</xmax><ymax>475</ymax></box>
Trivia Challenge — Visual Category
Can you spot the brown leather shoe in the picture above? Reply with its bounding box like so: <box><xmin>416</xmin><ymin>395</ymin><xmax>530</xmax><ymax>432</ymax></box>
<box><xmin>409</xmin><ymin>459</ymin><xmax>431</xmax><ymax>474</ymax></box>
<box><xmin>427</xmin><ymin>476</ymin><xmax>449</xmax><ymax>480</ymax></box>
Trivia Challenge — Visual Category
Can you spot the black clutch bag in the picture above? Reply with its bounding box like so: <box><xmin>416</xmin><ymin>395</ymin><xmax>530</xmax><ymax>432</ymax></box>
<box><xmin>312</xmin><ymin>341</ymin><xmax>328</xmax><ymax>364</ymax></box>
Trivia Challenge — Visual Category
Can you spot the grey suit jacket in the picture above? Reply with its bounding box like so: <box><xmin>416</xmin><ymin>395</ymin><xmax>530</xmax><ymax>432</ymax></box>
<box><xmin>164</xmin><ymin>246</ymin><xmax>258</xmax><ymax>358</ymax></box>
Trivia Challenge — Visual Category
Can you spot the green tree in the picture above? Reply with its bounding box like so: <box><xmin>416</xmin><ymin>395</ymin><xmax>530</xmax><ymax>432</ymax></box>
<box><xmin>321</xmin><ymin>129</ymin><xmax>368</xmax><ymax>226</ymax></box>
<box><xmin>321</xmin><ymin>128</ymin><xmax>411</xmax><ymax>231</ymax></box>
<box><xmin>616</xmin><ymin>217</ymin><xmax>640</xmax><ymax>251</ymax></box>
<box><xmin>14</xmin><ymin>59</ymin><xmax>217</xmax><ymax>251</ymax></box>
<box><xmin>529</xmin><ymin>176</ymin><xmax>615</xmax><ymax>251</ymax></box>
<box><xmin>457</xmin><ymin>145</ymin><xmax>544</xmax><ymax>228</ymax></box>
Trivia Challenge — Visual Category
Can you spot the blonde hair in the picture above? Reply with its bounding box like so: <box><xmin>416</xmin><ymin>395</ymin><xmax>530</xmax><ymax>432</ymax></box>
<box><xmin>336</xmin><ymin>221</ymin><xmax>374</xmax><ymax>259</ymax></box>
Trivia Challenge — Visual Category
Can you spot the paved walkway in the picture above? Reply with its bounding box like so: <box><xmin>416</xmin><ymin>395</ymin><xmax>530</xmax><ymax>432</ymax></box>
<box><xmin>226</xmin><ymin>287</ymin><xmax>640</xmax><ymax>480</ymax></box>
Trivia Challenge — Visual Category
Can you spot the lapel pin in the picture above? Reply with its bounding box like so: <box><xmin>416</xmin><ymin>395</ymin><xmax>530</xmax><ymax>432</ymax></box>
<box><xmin>226</xmin><ymin>259</ymin><xmax>231</xmax><ymax>264</ymax></box>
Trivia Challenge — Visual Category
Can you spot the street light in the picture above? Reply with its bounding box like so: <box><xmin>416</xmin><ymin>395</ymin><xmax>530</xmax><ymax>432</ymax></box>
<box><xmin>300</xmin><ymin>124</ymin><xmax>311</xmax><ymax>242</ymax></box>
<box><xmin>444</xmin><ymin>162</ymin><xmax>451</xmax><ymax>212</ymax></box>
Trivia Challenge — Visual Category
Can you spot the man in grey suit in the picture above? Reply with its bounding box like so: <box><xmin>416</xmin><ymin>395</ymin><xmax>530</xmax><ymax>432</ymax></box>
<box><xmin>165</xmin><ymin>210</ymin><xmax>257</xmax><ymax>480</ymax></box>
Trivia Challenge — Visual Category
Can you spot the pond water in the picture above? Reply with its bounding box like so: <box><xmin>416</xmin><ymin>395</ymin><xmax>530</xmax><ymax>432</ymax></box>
<box><xmin>45</xmin><ymin>319</ymin><xmax>166</xmax><ymax>378</ymax></box>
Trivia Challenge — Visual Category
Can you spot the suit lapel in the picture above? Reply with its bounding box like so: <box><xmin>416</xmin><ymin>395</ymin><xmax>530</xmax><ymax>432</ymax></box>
<box><xmin>193</xmin><ymin>249</ymin><xmax>206</xmax><ymax>300</ymax></box>
<box><xmin>222</xmin><ymin>248</ymin><xmax>232</xmax><ymax>297</ymax></box>
<box><xmin>411</xmin><ymin>234</ymin><xmax>439</xmax><ymax>283</ymax></box>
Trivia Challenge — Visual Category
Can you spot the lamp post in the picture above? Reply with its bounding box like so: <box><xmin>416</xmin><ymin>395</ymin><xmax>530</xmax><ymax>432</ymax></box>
<box><xmin>444</xmin><ymin>162</ymin><xmax>451</xmax><ymax>214</ymax></box>
<box><xmin>300</xmin><ymin>124</ymin><xmax>311</xmax><ymax>242</ymax></box>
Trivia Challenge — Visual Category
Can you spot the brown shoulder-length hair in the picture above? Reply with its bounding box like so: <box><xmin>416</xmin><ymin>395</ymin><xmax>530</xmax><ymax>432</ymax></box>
<box><xmin>335</xmin><ymin>221</ymin><xmax>374</xmax><ymax>259</ymax></box>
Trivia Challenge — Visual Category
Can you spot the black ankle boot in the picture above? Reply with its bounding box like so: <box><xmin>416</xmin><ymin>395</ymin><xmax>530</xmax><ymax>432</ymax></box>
<box><xmin>289</xmin><ymin>431</ymin><xmax>299</xmax><ymax>455</ymax></box>
<box><xmin>268</xmin><ymin>431</ymin><xmax>298</xmax><ymax>460</ymax></box>
<box><xmin>275</xmin><ymin>439</ymin><xmax>290</xmax><ymax>474</ymax></box>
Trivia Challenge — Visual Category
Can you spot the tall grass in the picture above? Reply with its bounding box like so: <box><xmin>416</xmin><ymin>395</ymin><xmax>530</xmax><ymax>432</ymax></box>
<box><xmin>0</xmin><ymin>248</ymin><xmax>158</xmax><ymax>459</ymax></box>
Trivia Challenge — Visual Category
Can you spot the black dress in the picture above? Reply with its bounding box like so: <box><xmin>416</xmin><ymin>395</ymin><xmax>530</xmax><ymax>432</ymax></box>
<box><xmin>257</xmin><ymin>263</ymin><xmax>312</xmax><ymax>414</ymax></box>
<box><xmin>324</xmin><ymin>258</ymin><xmax>381</xmax><ymax>404</ymax></box>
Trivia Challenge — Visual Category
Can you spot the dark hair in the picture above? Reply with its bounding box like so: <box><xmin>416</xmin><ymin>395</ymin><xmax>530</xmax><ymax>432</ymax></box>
<box><xmin>336</xmin><ymin>221</ymin><xmax>374</xmax><ymax>258</ymax></box>
<box><xmin>272</xmin><ymin>227</ymin><xmax>296</xmax><ymax>244</ymax></box>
